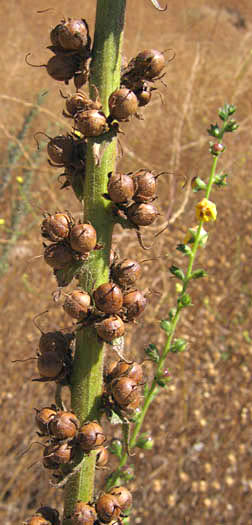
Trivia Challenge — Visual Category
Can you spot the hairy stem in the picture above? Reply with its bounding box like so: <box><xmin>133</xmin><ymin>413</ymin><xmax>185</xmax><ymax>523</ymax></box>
<box><xmin>63</xmin><ymin>1</ymin><xmax>126</xmax><ymax>519</ymax></box>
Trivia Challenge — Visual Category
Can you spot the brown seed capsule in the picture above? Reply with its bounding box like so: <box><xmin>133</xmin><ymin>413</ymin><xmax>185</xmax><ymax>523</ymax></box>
<box><xmin>72</xmin><ymin>502</ymin><xmax>97</xmax><ymax>525</ymax></box>
<box><xmin>133</xmin><ymin>49</ymin><xmax>165</xmax><ymax>80</ymax></box>
<box><xmin>123</xmin><ymin>289</ymin><xmax>147</xmax><ymax>320</ymax></box>
<box><xmin>49</xmin><ymin>411</ymin><xmax>80</xmax><ymax>440</ymax></box>
<box><xmin>111</xmin><ymin>377</ymin><xmax>139</xmax><ymax>407</ymax></box>
<box><xmin>107</xmin><ymin>172</ymin><xmax>135</xmax><ymax>203</ymax></box>
<box><xmin>46</xmin><ymin>54</ymin><xmax>80</xmax><ymax>83</ymax></box>
<box><xmin>109</xmin><ymin>486</ymin><xmax>133</xmax><ymax>511</ymax></box>
<box><xmin>75</xmin><ymin>109</ymin><xmax>108</xmax><ymax>137</ymax></box>
<box><xmin>41</xmin><ymin>212</ymin><xmax>72</xmax><ymax>242</ymax></box>
<box><xmin>50</xmin><ymin>24</ymin><xmax>63</xmax><ymax>47</ymax></box>
<box><xmin>112</xmin><ymin>259</ymin><xmax>142</xmax><ymax>287</ymax></box>
<box><xmin>93</xmin><ymin>283</ymin><xmax>123</xmax><ymax>314</ymax></box>
<box><xmin>96</xmin><ymin>445</ymin><xmax>109</xmax><ymax>467</ymax></box>
<box><xmin>78</xmin><ymin>422</ymin><xmax>105</xmax><ymax>453</ymax></box>
<box><xmin>44</xmin><ymin>243</ymin><xmax>74</xmax><ymax>269</ymax></box>
<box><xmin>57</xmin><ymin>19</ymin><xmax>90</xmax><ymax>51</ymax></box>
<box><xmin>135</xmin><ymin>83</ymin><xmax>153</xmax><ymax>106</ymax></box>
<box><xmin>47</xmin><ymin>135</ymin><xmax>74</xmax><ymax>166</ymax></box>
<box><xmin>39</xmin><ymin>331</ymin><xmax>69</xmax><ymax>356</ymax></box>
<box><xmin>65</xmin><ymin>91</ymin><xmax>102</xmax><ymax>117</ymax></box>
<box><xmin>43</xmin><ymin>442</ymin><xmax>73</xmax><ymax>469</ymax></box>
<box><xmin>127</xmin><ymin>202</ymin><xmax>159</xmax><ymax>226</ymax></box>
<box><xmin>133</xmin><ymin>170</ymin><xmax>157</xmax><ymax>202</ymax></box>
<box><xmin>95</xmin><ymin>315</ymin><xmax>125</xmax><ymax>342</ymax></box>
<box><xmin>63</xmin><ymin>290</ymin><xmax>91</xmax><ymax>320</ymax></box>
<box><xmin>124</xmin><ymin>390</ymin><xmax>141</xmax><ymax>412</ymax></box>
<box><xmin>35</xmin><ymin>507</ymin><xmax>60</xmax><ymax>525</ymax></box>
<box><xmin>109</xmin><ymin>88</ymin><xmax>138</xmax><ymax>121</ymax></box>
<box><xmin>96</xmin><ymin>494</ymin><xmax>121</xmax><ymax>524</ymax></box>
<box><xmin>37</xmin><ymin>351</ymin><xmax>64</xmax><ymax>379</ymax></box>
<box><xmin>35</xmin><ymin>407</ymin><xmax>57</xmax><ymax>435</ymax></box>
<box><xmin>70</xmin><ymin>223</ymin><xmax>97</xmax><ymax>254</ymax></box>
<box><xmin>108</xmin><ymin>360</ymin><xmax>143</xmax><ymax>384</ymax></box>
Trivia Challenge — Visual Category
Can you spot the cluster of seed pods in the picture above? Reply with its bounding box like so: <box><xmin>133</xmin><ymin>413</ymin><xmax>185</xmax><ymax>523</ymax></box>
<box><xmin>42</xmin><ymin>211</ymin><xmax>99</xmax><ymax>272</ymax></box>
<box><xmin>70</xmin><ymin>485</ymin><xmax>132</xmax><ymax>525</ymax></box>
<box><xmin>103</xmin><ymin>360</ymin><xmax>144</xmax><ymax>415</ymax></box>
<box><xmin>35</xmin><ymin>405</ymin><xmax>108</xmax><ymax>475</ymax></box>
<box><xmin>106</xmin><ymin>168</ymin><xmax>160</xmax><ymax>229</ymax></box>
<box><xmin>62</xmin><ymin>256</ymin><xmax>147</xmax><ymax>343</ymax></box>
<box><xmin>27</xmin><ymin>18</ymin><xmax>91</xmax><ymax>89</ymax></box>
<box><xmin>33</xmin><ymin>327</ymin><xmax>74</xmax><ymax>383</ymax></box>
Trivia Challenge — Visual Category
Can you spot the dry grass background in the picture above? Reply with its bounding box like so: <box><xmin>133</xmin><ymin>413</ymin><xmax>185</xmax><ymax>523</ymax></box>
<box><xmin>1</xmin><ymin>0</ymin><xmax>252</xmax><ymax>524</ymax></box>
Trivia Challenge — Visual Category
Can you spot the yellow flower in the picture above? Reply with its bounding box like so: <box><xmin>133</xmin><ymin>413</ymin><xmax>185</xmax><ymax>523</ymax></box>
<box><xmin>0</xmin><ymin>218</ymin><xmax>5</xmax><ymax>225</ymax></box>
<box><xmin>16</xmin><ymin>176</ymin><xmax>24</xmax><ymax>184</ymax></box>
<box><xmin>195</xmin><ymin>198</ymin><xmax>217</xmax><ymax>222</ymax></box>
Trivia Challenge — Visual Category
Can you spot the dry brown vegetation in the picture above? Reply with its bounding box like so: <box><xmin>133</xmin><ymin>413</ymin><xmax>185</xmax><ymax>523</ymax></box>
<box><xmin>1</xmin><ymin>1</ymin><xmax>252</xmax><ymax>524</ymax></box>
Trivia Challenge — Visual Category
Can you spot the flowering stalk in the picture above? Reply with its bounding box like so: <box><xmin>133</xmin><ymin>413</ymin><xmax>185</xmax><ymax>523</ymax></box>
<box><xmin>106</xmin><ymin>104</ymin><xmax>238</xmax><ymax>489</ymax></box>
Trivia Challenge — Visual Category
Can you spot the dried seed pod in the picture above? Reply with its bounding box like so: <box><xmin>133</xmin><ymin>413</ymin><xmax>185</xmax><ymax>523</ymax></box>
<box><xmin>111</xmin><ymin>377</ymin><xmax>139</xmax><ymax>407</ymax></box>
<box><xmin>72</xmin><ymin>501</ymin><xmax>97</xmax><ymax>525</ymax></box>
<box><xmin>132</xmin><ymin>170</ymin><xmax>157</xmax><ymax>202</ymax></box>
<box><xmin>49</xmin><ymin>411</ymin><xmax>80</xmax><ymax>440</ymax></box>
<box><xmin>112</xmin><ymin>259</ymin><xmax>142</xmax><ymax>287</ymax></box>
<box><xmin>75</xmin><ymin>110</ymin><xmax>108</xmax><ymax>137</ymax></box>
<box><xmin>65</xmin><ymin>91</ymin><xmax>102</xmax><ymax>117</ymax></box>
<box><xmin>135</xmin><ymin>83</ymin><xmax>153</xmax><ymax>106</ymax></box>
<box><xmin>95</xmin><ymin>315</ymin><xmax>125</xmax><ymax>342</ymax></box>
<box><xmin>44</xmin><ymin>242</ymin><xmax>74</xmax><ymax>269</ymax></box>
<box><xmin>78</xmin><ymin>421</ymin><xmax>105</xmax><ymax>452</ymax></box>
<box><xmin>133</xmin><ymin>49</ymin><xmax>165</xmax><ymax>80</ymax></box>
<box><xmin>124</xmin><ymin>390</ymin><xmax>141</xmax><ymax>412</ymax></box>
<box><xmin>109</xmin><ymin>486</ymin><xmax>133</xmax><ymax>511</ymax></box>
<box><xmin>35</xmin><ymin>407</ymin><xmax>57</xmax><ymax>435</ymax></box>
<box><xmin>109</xmin><ymin>88</ymin><xmax>138</xmax><ymax>121</ymax></box>
<box><xmin>47</xmin><ymin>135</ymin><xmax>74</xmax><ymax>166</ymax></box>
<box><xmin>46</xmin><ymin>54</ymin><xmax>80</xmax><ymax>82</ymax></box>
<box><xmin>57</xmin><ymin>18</ymin><xmax>90</xmax><ymax>52</ymax></box>
<box><xmin>96</xmin><ymin>446</ymin><xmax>109</xmax><ymax>467</ymax></box>
<box><xmin>107</xmin><ymin>172</ymin><xmax>135</xmax><ymax>203</ymax></box>
<box><xmin>43</xmin><ymin>442</ymin><xmax>74</xmax><ymax>469</ymax></box>
<box><xmin>25</xmin><ymin>53</ymin><xmax>80</xmax><ymax>84</ymax></box>
<box><xmin>35</xmin><ymin>507</ymin><xmax>60</xmax><ymax>525</ymax></box>
<box><xmin>41</xmin><ymin>212</ymin><xmax>72</xmax><ymax>242</ymax></box>
<box><xmin>50</xmin><ymin>24</ymin><xmax>62</xmax><ymax>47</ymax></box>
<box><xmin>70</xmin><ymin>223</ymin><xmax>97</xmax><ymax>254</ymax></box>
<box><xmin>127</xmin><ymin>202</ymin><xmax>159</xmax><ymax>226</ymax></box>
<box><xmin>63</xmin><ymin>290</ymin><xmax>91</xmax><ymax>320</ymax></box>
<box><xmin>93</xmin><ymin>283</ymin><xmax>123</xmax><ymax>314</ymax></box>
<box><xmin>107</xmin><ymin>360</ymin><xmax>143</xmax><ymax>384</ymax></box>
<box><xmin>96</xmin><ymin>494</ymin><xmax>121</xmax><ymax>524</ymax></box>
<box><xmin>37</xmin><ymin>351</ymin><xmax>64</xmax><ymax>379</ymax></box>
<box><xmin>123</xmin><ymin>289</ymin><xmax>147</xmax><ymax>320</ymax></box>
<box><xmin>39</xmin><ymin>330</ymin><xmax>70</xmax><ymax>356</ymax></box>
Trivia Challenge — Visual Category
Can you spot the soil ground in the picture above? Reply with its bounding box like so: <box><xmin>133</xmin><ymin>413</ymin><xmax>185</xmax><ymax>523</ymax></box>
<box><xmin>1</xmin><ymin>1</ymin><xmax>252</xmax><ymax>524</ymax></box>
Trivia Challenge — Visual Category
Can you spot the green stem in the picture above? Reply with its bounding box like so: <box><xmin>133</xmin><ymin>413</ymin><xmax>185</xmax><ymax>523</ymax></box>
<box><xmin>106</xmin><ymin>151</ymin><xmax>221</xmax><ymax>487</ymax></box>
<box><xmin>63</xmin><ymin>1</ymin><xmax>126</xmax><ymax>519</ymax></box>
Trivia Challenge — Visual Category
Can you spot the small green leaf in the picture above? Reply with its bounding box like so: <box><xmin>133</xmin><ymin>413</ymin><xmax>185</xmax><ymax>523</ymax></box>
<box><xmin>176</xmin><ymin>243</ymin><xmax>192</xmax><ymax>255</ymax></box>
<box><xmin>144</xmin><ymin>343</ymin><xmax>160</xmax><ymax>363</ymax></box>
<box><xmin>169</xmin><ymin>265</ymin><xmax>185</xmax><ymax>280</ymax></box>
<box><xmin>170</xmin><ymin>338</ymin><xmax>187</xmax><ymax>353</ymax></box>
<box><xmin>178</xmin><ymin>293</ymin><xmax>192</xmax><ymax>307</ymax></box>
<box><xmin>214</xmin><ymin>173</ymin><xmax>228</xmax><ymax>187</ymax></box>
<box><xmin>207</xmin><ymin>123</ymin><xmax>221</xmax><ymax>137</ymax></box>
<box><xmin>136</xmin><ymin>433</ymin><xmax>154</xmax><ymax>450</ymax></box>
<box><xmin>191</xmin><ymin>269</ymin><xmax>207</xmax><ymax>279</ymax></box>
<box><xmin>109</xmin><ymin>439</ymin><xmax>123</xmax><ymax>457</ymax></box>
<box><xmin>160</xmin><ymin>319</ymin><xmax>172</xmax><ymax>334</ymax></box>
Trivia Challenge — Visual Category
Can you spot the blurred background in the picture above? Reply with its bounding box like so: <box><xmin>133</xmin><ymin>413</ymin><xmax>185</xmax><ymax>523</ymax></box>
<box><xmin>1</xmin><ymin>0</ymin><xmax>252</xmax><ymax>523</ymax></box>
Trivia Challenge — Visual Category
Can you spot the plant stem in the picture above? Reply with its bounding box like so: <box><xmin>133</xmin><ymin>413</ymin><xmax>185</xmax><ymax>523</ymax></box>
<box><xmin>106</xmin><ymin>151</ymin><xmax>221</xmax><ymax>488</ymax></box>
<box><xmin>63</xmin><ymin>1</ymin><xmax>126</xmax><ymax>519</ymax></box>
